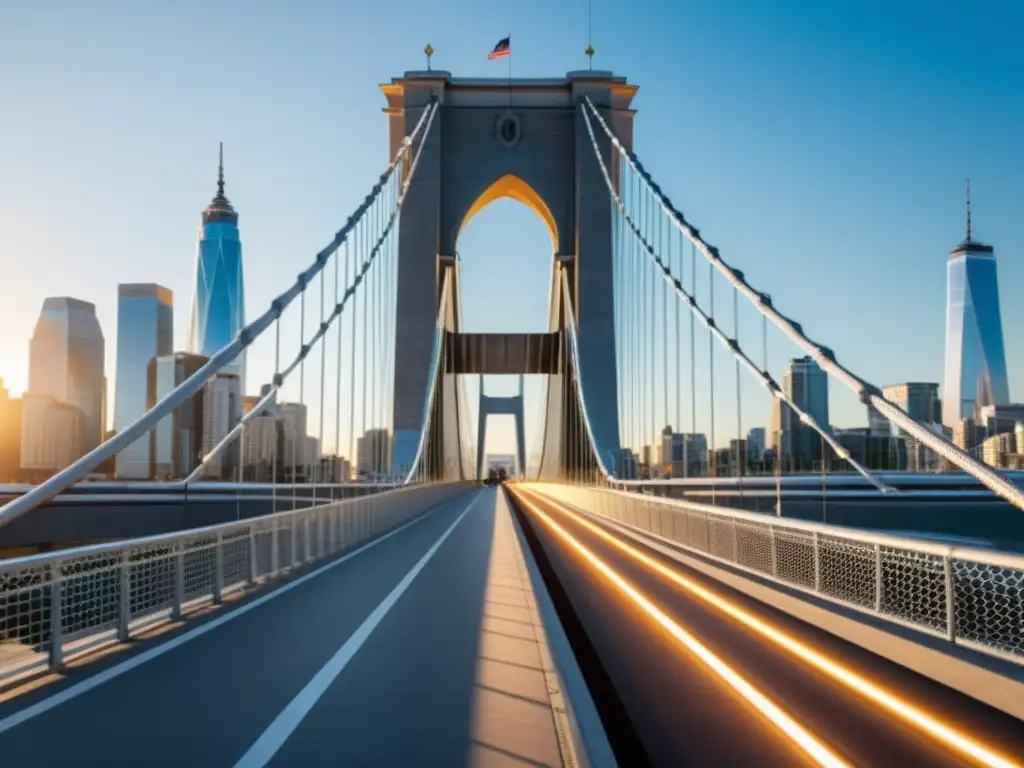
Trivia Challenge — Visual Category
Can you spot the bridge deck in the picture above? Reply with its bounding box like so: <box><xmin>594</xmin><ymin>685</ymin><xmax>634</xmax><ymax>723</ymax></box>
<box><xmin>513</xmin><ymin>487</ymin><xmax>1024</xmax><ymax>766</ymax></box>
<box><xmin>0</xmin><ymin>488</ymin><xmax>578</xmax><ymax>767</ymax></box>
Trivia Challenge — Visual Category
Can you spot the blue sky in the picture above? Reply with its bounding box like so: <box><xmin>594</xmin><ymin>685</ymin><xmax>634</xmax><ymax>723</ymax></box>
<box><xmin>1</xmin><ymin>0</ymin><xmax>1021</xmax><ymax>459</ymax></box>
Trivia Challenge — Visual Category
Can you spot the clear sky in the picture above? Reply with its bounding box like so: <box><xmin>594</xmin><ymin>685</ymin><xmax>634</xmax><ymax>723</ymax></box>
<box><xmin>1</xmin><ymin>0</ymin><xmax>1021</xmax><ymax>460</ymax></box>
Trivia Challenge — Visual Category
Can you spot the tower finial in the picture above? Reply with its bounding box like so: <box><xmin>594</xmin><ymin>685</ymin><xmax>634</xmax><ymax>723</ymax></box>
<box><xmin>218</xmin><ymin>142</ymin><xmax>225</xmax><ymax>197</ymax></box>
<box><xmin>965</xmin><ymin>176</ymin><xmax>972</xmax><ymax>242</ymax></box>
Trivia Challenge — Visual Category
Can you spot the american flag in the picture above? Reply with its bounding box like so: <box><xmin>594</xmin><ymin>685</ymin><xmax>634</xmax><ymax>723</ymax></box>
<box><xmin>488</xmin><ymin>37</ymin><xmax>510</xmax><ymax>59</ymax></box>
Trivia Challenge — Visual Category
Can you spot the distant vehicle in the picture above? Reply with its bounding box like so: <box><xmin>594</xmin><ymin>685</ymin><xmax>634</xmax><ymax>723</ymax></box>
<box><xmin>484</xmin><ymin>467</ymin><xmax>508</xmax><ymax>486</ymax></box>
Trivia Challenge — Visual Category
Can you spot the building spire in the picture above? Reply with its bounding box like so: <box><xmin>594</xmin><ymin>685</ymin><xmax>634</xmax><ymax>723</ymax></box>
<box><xmin>203</xmin><ymin>141</ymin><xmax>237</xmax><ymax>224</ymax></box>
<box><xmin>951</xmin><ymin>176</ymin><xmax>992</xmax><ymax>255</ymax></box>
<box><xmin>218</xmin><ymin>142</ymin><xmax>225</xmax><ymax>197</ymax></box>
<box><xmin>965</xmin><ymin>176</ymin><xmax>972</xmax><ymax>242</ymax></box>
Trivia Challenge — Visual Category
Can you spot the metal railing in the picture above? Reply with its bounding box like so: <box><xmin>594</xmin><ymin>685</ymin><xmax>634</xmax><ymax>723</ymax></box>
<box><xmin>524</xmin><ymin>483</ymin><xmax>1024</xmax><ymax>668</ymax></box>
<box><xmin>0</xmin><ymin>482</ymin><xmax>470</xmax><ymax>682</ymax></box>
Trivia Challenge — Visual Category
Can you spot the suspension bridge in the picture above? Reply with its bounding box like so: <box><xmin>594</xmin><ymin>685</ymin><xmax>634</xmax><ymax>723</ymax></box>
<box><xmin>1</xmin><ymin>70</ymin><xmax>1023</xmax><ymax>767</ymax></box>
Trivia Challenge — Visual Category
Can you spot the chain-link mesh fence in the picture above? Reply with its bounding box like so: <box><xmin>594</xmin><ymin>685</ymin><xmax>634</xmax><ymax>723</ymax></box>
<box><xmin>527</xmin><ymin>483</ymin><xmax>1024</xmax><ymax>667</ymax></box>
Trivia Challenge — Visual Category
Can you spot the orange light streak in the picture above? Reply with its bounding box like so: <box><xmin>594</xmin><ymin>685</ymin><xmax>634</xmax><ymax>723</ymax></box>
<box><xmin>516</xmin><ymin>492</ymin><xmax>850</xmax><ymax>768</ymax></box>
<box><xmin>515</xmin><ymin>487</ymin><xmax>1020</xmax><ymax>768</ymax></box>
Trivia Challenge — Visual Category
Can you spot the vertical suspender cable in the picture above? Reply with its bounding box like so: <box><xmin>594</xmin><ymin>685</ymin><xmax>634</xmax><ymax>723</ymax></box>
<box><xmin>681</xmin><ymin>227</ymin><xmax>688</xmax><ymax>481</ymax></box>
<box><xmin>348</xmin><ymin>222</ymin><xmax>358</xmax><ymax>480</ymax></box>
<box><xmin>648</xmin><ymin>188</ymin><xmax>656</xmax><ymax>482</ymax></box>
<box><xmin>675</xmin><ymin>225</ymin><xmax>682</xmax><ymax>482</ymax></box>
<box><xmin>334</xmin><ymin>239</ymin><xmax>343</xmax><ymax>489</ymax></box>
<box><xmin>734</xmin><ymin>286</ymin><xmax>743</xmax><ymax>502</ymax></box>
<box><xmin>369</xmin><ymin>204</ymin><xmax>379</xmax><ymax>483</ymax></box>
<box><xmin>316</xmin><ymin>258</ymin><xmax>326</xmax><ymax>505</ymax></box>
<box><xmin>708</xmin><ymin>260</ymin><xmax>716</xmax><ymax>504</ymax></box>
<box><xmin>293</xmin><ymin>290</ymin><xmax>304</xmax><ymax>511</ymax></box>
<box><xmin>690</xmin><ymin>241</ymin><xmax>697</xmax><ymax>482</ymax></box>
<box><xmin>663</xmin><ymin>207</ymin><xmax>671</xmax><ymax>479</ymax></box>
<box><xmin>380</xmin><ymin>195</ymin><xmax>389</xmax><ymax>480</ymax></box>
<box><xmin>364</xmin><ymin>210</ymin><xmax>372</xmax><ymax>479</ymax></box>
<box><xmin>822</xmin><ymin>433</ymin><xmax>828</xmax><ymax>524</ymax></box>
<box><xmin>272</xmin><ymin>317</ymin><xmax>281</xmax><ymax>512</ymax></box>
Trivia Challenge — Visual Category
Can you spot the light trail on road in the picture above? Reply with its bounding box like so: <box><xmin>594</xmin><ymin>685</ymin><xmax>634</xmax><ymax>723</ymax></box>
<box><xmin>514</xmin><ymin>490</ymin><xmax>850</xmax><ymax>768</ymax></box>
<box><xmin>513</xmin><ymin>486</ymin><xmax>1020</xmax><ymax>768</ymax></box>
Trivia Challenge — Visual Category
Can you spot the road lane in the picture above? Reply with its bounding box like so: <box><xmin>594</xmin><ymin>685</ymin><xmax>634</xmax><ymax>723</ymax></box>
<box><xmin>263</xmin><ymin>486</ymin><xmax>570</xmax><ymax>767</ymax></box>
<box><xmin>511</xmin><ymin>487</ymin><xmax>1024</xmax><ymax>767</ymax></box>
<box><xmin>234</xmin><ymin>491</ymin><xmax>485</xmax><ymax>767</ymax></box>
<box><xmin>0</xmin><ymin>489</ymin><xmax>482</xmax><ymax>766</ymax></box>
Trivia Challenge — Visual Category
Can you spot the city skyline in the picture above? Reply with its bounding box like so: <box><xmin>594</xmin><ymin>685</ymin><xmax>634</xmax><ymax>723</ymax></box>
<box><xmin>1</xmin><ymin>2</ymin><xmax>1022</xmax><ymax>460</ymax></box>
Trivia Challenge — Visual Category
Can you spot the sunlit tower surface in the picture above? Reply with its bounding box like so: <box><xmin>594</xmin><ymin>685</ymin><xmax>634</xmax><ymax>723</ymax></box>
<box><xmin>187</xmin><ymin>144</ymin><xmax>246</xmax><ymax>478</ymax></box>
<box><xmin>188</xmin><ymin>143</ymin><xmax>246</xmax><ymax>380</ymax></box>
<box><xmin>943</xmin><ymin>182</ymin><xmax>1010</xmax><ymax>426</ymax></box>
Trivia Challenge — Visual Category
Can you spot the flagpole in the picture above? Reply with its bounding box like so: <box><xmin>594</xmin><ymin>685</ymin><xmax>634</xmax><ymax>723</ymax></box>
<box><xmin>507</xmin><ymin>34</ymin><xmax>512</xmax><ymax>108</ymax></box>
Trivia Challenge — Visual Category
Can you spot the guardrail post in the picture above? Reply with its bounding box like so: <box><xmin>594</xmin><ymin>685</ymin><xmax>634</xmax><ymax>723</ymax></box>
<box><xmin>304</xmin><ymin>514</ymin><xmax>312</xmax><ymax>562</ymax></box>
<box><xmin>328</xmin><ymin>507</ymin><xmax>336</xmax><ymax>554</ymax></box>
<box><xmin>117</xmin><ymin>549</ymin><xmax>131</xmax><ymax>641</ymax></box>
<box><xmin>813</xmin><ymin>532</ymin><xmax>821</xmax><ymax>592</ymax></box>
<box><xmin>213</xmin><ymin>532</ymin><xmax>224</xmax><ymax>604</ymax></box>
<box><xmin>271</xmin><ymin>519</ymin><xmax>280</xmax><ymax>577</ymax></box>
<box><xmin>318</xmin><ymin>511</ymin><xmax>325</xmax><ymax>559</ymax></box>
<box><xmin>249</xmin><ymin>525</ymin><xmax>258</xmax><ymax>584</ymax></box>
<box><xmin>48</xmin><ymin>560</ymin><xmax>63</xmax><ymax>670</ymax></box>
<box><xmin>769</xmin><ymin>525</ymin><xmax>778</xmax><ymax>577</ymax></box>
<box><xmin>874</xmin><ymin>544</ymin><xmax>882</xmax><ymax>613</ymax></box>
<box><xmin>172</xmin><ymin>542</ymin><xmax>185</xmax><ymax>621</ymax></box>
<box><xmin>731</xmin><ymin>518</ymin><xmax>739</xmax><ymax>564</ymax></box>
<box><xmin>291</xmin><ymin>514</ymin><xmax>299</xmax><ymax>569</ymax></box>
<box><xmin>944</xmin><ymin>555</ymin><xmax>956</xmax><ymax>643</ymax></box>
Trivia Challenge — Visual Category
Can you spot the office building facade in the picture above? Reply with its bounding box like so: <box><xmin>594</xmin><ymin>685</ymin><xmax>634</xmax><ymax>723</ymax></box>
<box><xmin>278</xmin><ymin>402</ymin><xmax>308</xmax><ymax>480</ymax></box>
<box><xmin>882</xmin><ymin>383</ymin><xmax>941</xmax><ymax>432</ymax></box>
<box><xmin>769</xmin><ymin>356</ymin><xmax>829</xmax><ymax>469</ymax></box>
<box><xmin>357</xmin><ymin>428</ymin><xmax>391</xmax><ymax>479</ymax></box>
<box><xmin>746</xmin><ymin>427</ymin><xmax>766</xmax><ymax>463</ymax></box>
<box><xmin>0</xmin><ymin>378</ymin><xmax>22</xmax><ymax>482</ymax></box>
<box><xmin>19</xmin><ymin>394</ymin><xmax>84</xmax><ymax>482</ymax></box>
<box><xmin>943</xmin><ymin>193</ymin><xmax>1010</xmax><ymax>426</ymax></box>
<box><xmin>114</xmin><ymin>284</ymin><xmax>173</xmax><ymax>478</ymax></box>
<box><xmin>28</xmin><ymin>297</ymin><xmax>105</xmax><ymax>455</ymax></box>
<box><xmin>148</xmin><ymin>353</ymin><xmax>207</xmax><ymax>479</ymax></box>
<box><xmin>201</xmin><ymin>372</ymin><xmax>242</xmax><ymax>480</ymax></box>
<box><xmin>976</xmin><ymin>404</ymin><xmax>1024</xmax><ymax>438</ymax></box>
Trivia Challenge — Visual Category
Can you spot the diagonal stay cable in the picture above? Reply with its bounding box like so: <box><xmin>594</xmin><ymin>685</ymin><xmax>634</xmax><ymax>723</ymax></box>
<box><xmin>190</xmin><ymin>101</ymin><xmax>440</xmax><ymax>484</ymax></box>
<box><xmin>578</xmin><ymin>98</ymin><xmax>891</xmax><ymax>493</ymax></box>
<box><xmin>581</xmin><ymin>96</ymin><xmax>1024</xmax><ymax>511</ymax></box>
<box><xmin>0</xmin><ymin>99</ymin><xmax>438</xmax><ymax>528</ymax></box>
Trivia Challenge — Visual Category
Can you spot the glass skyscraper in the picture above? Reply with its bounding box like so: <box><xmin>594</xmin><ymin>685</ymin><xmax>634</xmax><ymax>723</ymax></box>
<box><xmin>943</xmin><ymin>191</ymin><xmax>1009</xmax><ymax>427</ymax></box>
<box><xmin>148</xmin><ymin>353</ymin><xmax>208</xmax><ymax>480</ymax></box>
<box><xmin>188</xmin><ymin>143</ymin><xmax>245</xmax><ymax>379</ymax></box>
<box><xmin>28</xmin><ymin>297</ymin><xmax>105</xmax><ymax>455</ymax></box>
<box><xmin>882</xmin><ymin>383</ymin><xmax>941</xmax><ymax>434</ymax></box>
<box><xmin>769</xmin><ymin>356</ymin><xmax>829</xmax><ymax>468</ymax></box>
<box><xmin>114</xmin><ymin>284</ymin><xmax>173</xmax><ymax>478</ymax></box>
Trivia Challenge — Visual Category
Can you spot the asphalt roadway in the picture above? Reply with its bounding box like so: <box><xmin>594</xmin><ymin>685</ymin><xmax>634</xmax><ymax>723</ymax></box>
<box><xmin>0</xmin><ymin>487</ymin><xmax>569</xmax><ymax>767</ymax></box>
<box><xmin>510</xmin><ymin>487</ymin><xmax>1024</xmax><ymax>767</ymax></box>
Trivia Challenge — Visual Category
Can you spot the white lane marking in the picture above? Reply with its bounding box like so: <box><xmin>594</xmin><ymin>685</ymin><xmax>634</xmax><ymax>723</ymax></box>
<box><xmin>0</xmin><ymin>491</ymin><xmax>479</xmax><ymax>737</ymax></box>
<box><xmin>233</xmin><ymin>489</ymin><xmax>487</xmax><ymax>768</ymax></box>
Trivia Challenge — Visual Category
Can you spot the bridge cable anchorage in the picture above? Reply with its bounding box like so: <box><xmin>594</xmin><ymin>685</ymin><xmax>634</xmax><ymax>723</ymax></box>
<box><xmin>0</xmin><ymin>99</ymin><xmax>438</xmax><ymax>529</ymax></box>
<box><xmin>581</xmin><ymin>96</ymin><xmax>1024</xmax><ymax>511</ymax></box>
<box><xmin>577</xmin><ymin>98</ymin><xmax>891</xmax><ymax>495</ymax></box>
